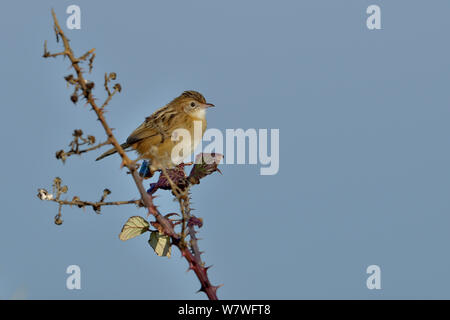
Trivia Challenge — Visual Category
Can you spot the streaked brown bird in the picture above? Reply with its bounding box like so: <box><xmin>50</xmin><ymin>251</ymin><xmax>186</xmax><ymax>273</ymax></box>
<box><xmin>96</xmin><ymin>90</ymin><xmax>214</xmax><ymax>172</ymax></box>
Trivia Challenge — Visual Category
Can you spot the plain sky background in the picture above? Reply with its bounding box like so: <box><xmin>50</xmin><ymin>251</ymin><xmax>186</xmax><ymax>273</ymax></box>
<box><xmin>1</xmin><ymin>0</ymin><xmax>450</xmax><ymax>299</ymax></box>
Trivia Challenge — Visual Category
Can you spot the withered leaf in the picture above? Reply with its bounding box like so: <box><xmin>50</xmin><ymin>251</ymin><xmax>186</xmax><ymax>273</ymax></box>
<box><xmin>73</xmin><ymin>129</ymin><xmax>83</xmax><ymax>137</ymax></box>
<box><xmin>148</xmin><ymin>164</ymin><xmax>188</xmax><ymax>194</ymax></box>
<box><xmin>87</xmin><ymin>135</ymin><xmax>96</xmax><ymax>144</ymax></box>
<box><xmin>113</xmin><ymin>83</ymin><xmax>122</xmax><ymax>92</ymax></box>
<box><xmin>187</xmin><ymin>216</ymin><xmax>203</xmax><ymax>228</ymax></box>
<box><xmin>188</xmin><ymin>153</ymin><xmax>223</xmax><ymax>184</ymax></box>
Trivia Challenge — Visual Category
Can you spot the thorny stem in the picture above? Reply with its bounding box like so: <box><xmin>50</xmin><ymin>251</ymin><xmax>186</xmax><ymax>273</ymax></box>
<box><xmin>184</xmin><ymin>194</ymin><xmax>203</xmax><ymax>265</ymax></box>
<box><xmin>160</xmin><ymin>166</ymin><xmax>209</xmax><ymax>281</ymax></box>
<box><xmin>180</xmin><ymin>197</ymin><xmax>187</xmax><ymax>242</ymax></box>
<box><xmin>45</xmin><ymin>9</ymin><xmax>219</xmax><ymax>300</ymax></box>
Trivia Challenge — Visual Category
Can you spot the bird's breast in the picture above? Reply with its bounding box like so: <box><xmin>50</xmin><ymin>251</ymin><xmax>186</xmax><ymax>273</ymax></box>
<box><xmin>136</xmin><ymin>118</ymin><xmax>206</xmax><ymax>167</ymax></box>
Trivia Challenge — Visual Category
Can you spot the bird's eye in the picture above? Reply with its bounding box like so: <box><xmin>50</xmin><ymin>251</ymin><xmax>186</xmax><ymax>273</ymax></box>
<box><xmin>190</xmin><ymin>102</ymin><xmax>196</xmax><ymax>107</ymax></box>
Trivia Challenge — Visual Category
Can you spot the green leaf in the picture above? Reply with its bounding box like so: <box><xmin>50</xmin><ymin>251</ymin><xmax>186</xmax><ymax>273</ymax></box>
<box><xmin>119</xmin><ymin>216</ymin><xmax>149</xmax><ymax>241</ymax></box>
<box><xmin>148</xmin><ymin>231</ymin><xmax>171</xmax><ymax>257</ymax></box>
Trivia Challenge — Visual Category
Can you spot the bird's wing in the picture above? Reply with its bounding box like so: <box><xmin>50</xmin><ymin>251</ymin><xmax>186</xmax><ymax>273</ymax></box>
<box><xmin>126</xmin><ymin>120</ymin><xmax>158</xmax><ymax>145</ymax></box>
<box><xmin>126</xmin><ymin>105</ymin><xmax>176</xmax><ymax>145</ymax></box>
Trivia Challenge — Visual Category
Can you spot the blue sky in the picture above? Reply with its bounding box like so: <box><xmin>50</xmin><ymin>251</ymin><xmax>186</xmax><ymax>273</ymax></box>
<box><xmin>1</xmin><ymin>0</ymin><xmax>450</xmax><ymax>299</ymax></box>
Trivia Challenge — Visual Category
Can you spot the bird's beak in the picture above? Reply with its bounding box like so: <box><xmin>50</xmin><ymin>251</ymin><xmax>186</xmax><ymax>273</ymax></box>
<box><xmin>204</xmin><ymin>102</ymin><xmax>215</xmax><ymax>108</ymax></box>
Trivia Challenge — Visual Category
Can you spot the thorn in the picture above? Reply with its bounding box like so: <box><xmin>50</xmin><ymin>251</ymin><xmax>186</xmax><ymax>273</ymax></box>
<box><xmin>213</xmin><ymin>284</ymin><xmax>224</xmax><ymax>292</ymax></box>
<box><xmin>205</xmin><ymin>265</ymin><xmax>213</xmax><ymax>271</ymax></box>
<box><xmin>196</xmin><ymin>285</ymin><xmax>206</xmax><ymax>294</ymax></box>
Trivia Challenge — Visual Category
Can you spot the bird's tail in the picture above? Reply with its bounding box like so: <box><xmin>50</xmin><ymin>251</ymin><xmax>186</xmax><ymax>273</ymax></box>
<box><xmin>96</xmin><ymin>142</ymin><xmax>130</xmax><ymax>161</ymax></box>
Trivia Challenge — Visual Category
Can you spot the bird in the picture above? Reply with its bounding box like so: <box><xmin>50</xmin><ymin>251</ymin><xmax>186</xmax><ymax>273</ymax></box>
<box><xmin>96</xmin><ymin>91</ymin><xmax>215</xmax><ymax>174</ymax></box>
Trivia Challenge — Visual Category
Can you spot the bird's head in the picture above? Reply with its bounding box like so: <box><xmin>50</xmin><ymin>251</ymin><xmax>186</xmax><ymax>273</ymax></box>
<box><xmin>170</xmin><ymin>90</ymin><xmax>215</xmax><ymax>120</ymax></box>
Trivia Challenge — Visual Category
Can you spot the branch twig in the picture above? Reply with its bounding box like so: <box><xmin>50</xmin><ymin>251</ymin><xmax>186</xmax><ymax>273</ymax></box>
<box><xmin>42</xmin><ymin>9</ymin><xmax>219</xmax><ymax>300</ymax></box>
<box><xmin>55</xmin><ymin>129</ymin><xmax>110</xmax><ymax>163</ymax></box>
